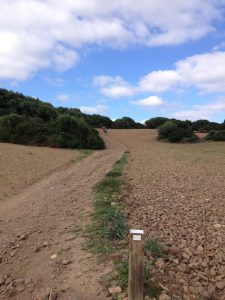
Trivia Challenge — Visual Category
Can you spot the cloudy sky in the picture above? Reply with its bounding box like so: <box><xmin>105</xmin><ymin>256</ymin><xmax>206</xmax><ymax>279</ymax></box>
<box><xmin>1</xmin><ymin>0</ymin><xmax>225</xmax><ymax>122</ymax></box>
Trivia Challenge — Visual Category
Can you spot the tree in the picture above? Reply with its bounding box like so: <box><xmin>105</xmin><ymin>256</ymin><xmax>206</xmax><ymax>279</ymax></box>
<box><xmin>158</xmin><ymin>120</ymin><xmax>199</xmax><ymax>143</ymax></box>
<box><xmin>145</xmin><ymin>117</ymin><xmax>169</xmax><ymax>128</ymax></box>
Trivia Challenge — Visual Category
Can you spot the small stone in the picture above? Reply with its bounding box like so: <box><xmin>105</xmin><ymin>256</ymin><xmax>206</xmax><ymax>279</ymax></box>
<box><xmin>177</xmin><ymin>263</ymin><xmax>187</xmax><ymax>273</ymax></box>
<box><xmin>197</xmin><ymin>245</ymin><xmax>204</xmax><ymax>253</ymax></box>
<box><xmin>19</xmin><ymin>234</ymin><xmax>28</xmax><ymax>240</ymax></box>
<box><xmin>213</xmin><ymin>224</ymin><xmax>221</xmax><ymax>229</ymax></box>
<box><xmin>155</xmin><ymin>258</ymin><xmax>165</xmax><ymax>269</ymax></box>
<box><xmin>17</xmin><ymin>286</ymin><xmax>25</xmax><ymax>292</ymax></box>
<box><xmin>49</xmin><ymin>291</ymin><xmax>58</xmax><ymax>300</ymax></box>
<box><xmin>216</xmin><ymin>282</ymin><xmax>225</xmax><ymax>290</ymax></box>
<box><xmin>51</xmin><ymin>254</ymin><xmax>57</xmax><ymax>259</ymax></box>
<box><xmin>62</xmin><ymin>259</ymin><xmax>71</xmax><ymax>265</ymax></box>
<box><xmin>0</xmin><ymin>276</ymin><xmax>5</xmax><ymax>286</ymax></box>
<box><xmin>43</xmin><ymin>241</ymin><xmax>49</xmax><ymax>247</ymax></box>
<box><xmin>108</xmin><ymin>286</ymin><xmax>122</xmax><ymax>295</ymax></box>
<box><xmin>158</xmin><ymin>293</ymin><xmax>171</xmax><ymax>300</ymax></box>
<box><xmin>10</xmin><ymin>251</ymin><xmax>16</xmax><ymax>257</ymax></box>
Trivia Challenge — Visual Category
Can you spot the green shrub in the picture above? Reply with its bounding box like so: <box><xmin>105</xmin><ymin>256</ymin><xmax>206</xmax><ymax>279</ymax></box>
<box><xmin>158</xmin><ymin>120</ymin><xmax>199</xmax><ymax>143</ymax></box>
<box><xmin>0</xmin><ymin>89</ymin><xmax>105</xmax><ymax>150</ymax></box>
<box><xmin>205</xmin><ymin>130</ymin><xmax>225</xmax><ymax>141</ymax></box>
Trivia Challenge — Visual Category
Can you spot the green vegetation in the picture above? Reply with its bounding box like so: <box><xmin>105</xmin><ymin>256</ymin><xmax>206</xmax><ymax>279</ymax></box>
<box><xmin>112</xmin><ymin>117</ymin><xmax>144</xmax><ymax>129</ymax></box>
<box><xmin>145</xmin><ymin>117</ymin><xmax>169</xmax><ymax>129</ymax></box>
<box><xmin>158</xmin><ymin>120</ymin><xmax>199</xmax><ymax>143</ymax></box>
<box><xmin>145</xmin><ymin>239</ymin><xmax>164</xmax><ymax>257</ymax></box>
<box><xmin>0</xmin><ymin>89</ymin><xmax>105</xmax><ymax>149</ymax></box>
<box><xmin>87</xmin><ymin>152</ymin><xmax>128</xmax><ymax>254</ymax></box>
<box><xmin>205</xmin><ymin>130</ymin><xmax>225</xmax><ymax>141</ymax></box>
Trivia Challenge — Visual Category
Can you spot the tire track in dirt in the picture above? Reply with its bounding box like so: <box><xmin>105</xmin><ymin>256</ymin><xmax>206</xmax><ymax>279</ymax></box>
<box><xmin>0</xmin><ymin>134</ymin><xmax>125</xmax><ymax>300</ymax></box>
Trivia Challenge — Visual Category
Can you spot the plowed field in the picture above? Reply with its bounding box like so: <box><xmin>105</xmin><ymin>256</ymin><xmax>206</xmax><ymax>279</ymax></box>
<box><xmin>110</xmin><ymin>129</ymin><xmax>225</xmax><ymax>300</ymax></box>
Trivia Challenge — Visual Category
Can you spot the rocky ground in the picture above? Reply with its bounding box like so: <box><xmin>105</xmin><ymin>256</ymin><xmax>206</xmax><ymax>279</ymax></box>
<box><xmin>0</xmin><ymin>137</ymin><xmax>125</xmax><ymax>300</ymax></box>
<box><xmin>110</xmin><ymin>129</ymin><xmax>225</xmax><ymax>300</ymax></box>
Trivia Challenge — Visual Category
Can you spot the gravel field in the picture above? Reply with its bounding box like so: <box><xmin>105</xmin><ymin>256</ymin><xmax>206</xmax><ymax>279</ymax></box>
<box><xmin>109</xmin><ymin>129</ymin><xmax>225</xmax><ymax>300</ymax></box>
<box><xmin>0</xmin><ymin>143</ymin><xmax>80</xmax><ymax>201</ymax></box>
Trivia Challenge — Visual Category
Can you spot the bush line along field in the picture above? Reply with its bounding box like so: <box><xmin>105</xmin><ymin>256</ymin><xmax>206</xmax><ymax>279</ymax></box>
<box><xmin>0</xmin><ymin>89</ymin><xmax>104</xmax><ymax>150</ymax></box>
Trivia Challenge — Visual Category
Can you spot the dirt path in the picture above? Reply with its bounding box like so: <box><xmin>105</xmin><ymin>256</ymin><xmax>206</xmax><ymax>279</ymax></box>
<box><xmin>0</xmin><ymin>135</ymin><xmax>125</xmax><ymax>300</ymax></box>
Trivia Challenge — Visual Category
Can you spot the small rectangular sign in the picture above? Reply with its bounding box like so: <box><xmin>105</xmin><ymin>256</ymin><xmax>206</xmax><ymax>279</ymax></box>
<box><xmin>130</xmin><ymin>229</ymin><xmax>144</xmax><ymax>235</ymax></box>
<box><xmin>133</xmin><ymin>234</ymin><xmax>142</xmax><ymax>241</ymax></box>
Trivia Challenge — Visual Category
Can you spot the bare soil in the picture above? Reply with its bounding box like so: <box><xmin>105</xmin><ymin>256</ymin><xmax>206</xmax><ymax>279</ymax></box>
<box><xmin>109</xmin><ymin>129</ymin><xmax>225</xmax><ymax>300</ymax></box>
<box><xmin>0</xmin><ymin>137</ymin><xmax>125</xmax><ymax>300</ymax></box>
<box><xmin>1</xmin><ymin>130</ymin><xmax>225</xmax><ymax>300</ymax></box>
<box><xmin>0</xmin><ymin>143</ymin><xmax>81</xmax><ymax>201</ymax></box>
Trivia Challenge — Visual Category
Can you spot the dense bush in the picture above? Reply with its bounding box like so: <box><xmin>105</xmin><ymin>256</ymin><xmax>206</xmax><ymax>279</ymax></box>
<box><xmin>205</xmin><ymin>130</ymin><xmax>225</xmax><ymax>141</ymax></box>
<box><xmin>192</xmin><ymin>119</ymin><xmax>221</xmax><ymax>132</ymax></box>
<box><xmin>0</xmin><ymin>89</ymin><xmax>105</xmax><ymax>149</ymax></box>
<box><xmin>145</xmin><ymin>117</ymin><xmax>169</xmax><ymax>129</ymax></box>
<box><xmin>84</xmin><ymin>114</ymin><xmax>113</xmax><ymax>128</ymax></box>
<box><xmin>112</xmin><ymin>117</ymin><xmax>137</xmax><ymax>129</ymax></box>
<box><xmin>158</xmin><ymin>120</ymin><xmax>199</xmax><ymax>143</ymax></box>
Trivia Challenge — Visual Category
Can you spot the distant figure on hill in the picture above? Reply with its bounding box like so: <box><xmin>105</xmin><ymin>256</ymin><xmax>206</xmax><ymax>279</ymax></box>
<box><xmin>102</xmin><ymin>126</ymin><xmax>108</xmax><ymax>135</ymax></box>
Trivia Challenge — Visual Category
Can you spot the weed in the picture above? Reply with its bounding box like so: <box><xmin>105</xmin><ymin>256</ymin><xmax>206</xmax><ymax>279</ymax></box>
<box><xmin>71</xmin><ymin>149</ymin><xmax>93</xmax><ymax>163</ymax></box>
<box><xmin>145</xmin><ymin>239</ymin><xmax>163</xmax><ymax>257</ymax></box>
<box><xmin>114</xmin><ymin>259</ymin><xmax>129</xmax><ymax>290</ymax></box>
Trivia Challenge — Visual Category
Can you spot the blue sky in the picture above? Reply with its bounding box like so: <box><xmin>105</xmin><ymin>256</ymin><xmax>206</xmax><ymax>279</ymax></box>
<box><xmin>1</xmin><ymin>1</ymin><xmax>225</xmax><ymax>122</ymax></box>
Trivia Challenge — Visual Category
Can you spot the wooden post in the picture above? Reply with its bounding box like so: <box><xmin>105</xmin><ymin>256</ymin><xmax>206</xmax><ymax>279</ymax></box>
<box><xmin>128</xmin><ymin>229</ymin><xmax>145</xmax><ymax>300</ymax></box>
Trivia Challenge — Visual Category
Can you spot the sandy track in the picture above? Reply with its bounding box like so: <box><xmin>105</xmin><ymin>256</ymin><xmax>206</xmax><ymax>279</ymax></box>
<box><xmin>109</xmin><ymin>129</ymin><xmax>225</xmax><ymax>300</ymax></box>
<box><xmin>0</xmin><ymin>135</ymin><xmax>125</xmax><ymax>300</ymax></box>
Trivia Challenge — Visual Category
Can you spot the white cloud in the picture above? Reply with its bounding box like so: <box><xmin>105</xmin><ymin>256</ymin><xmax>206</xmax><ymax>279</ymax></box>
<box><xmin>132</xmin><ymin>96</ymin><xmax>165</xmax><ymax>107</ymax></box>
<box><xmin>79</xmin><ymin>104</ymin><xmax>107</xmax><ymax>114</ymax></box>
<box><xmin>95</xmin><ymin>50</ymin><xmax>225</xmax><ymax>98</ymax></box>
<box><xmin>0</xmin><ymin>0</ymin><xmax>224</xmax><ymax>80</ymax></box>
<box><xmin>56</xmin><ymin>94</ymin><xmax>70</xmax><ymax>103</ymax></box>
<box><xmin>138</xmin><ymin>70</ymin><xmax>182</xmax><ymax>93</ymax></box>
<box><xmin>173</xmin><ymin>99</ymin><xmax>225</xmax><ymax>121</ymax></box>
<box><xmin>94</xmin><ymin>75</ymin><xmax>135</xmax><ymax>98</ymax></box>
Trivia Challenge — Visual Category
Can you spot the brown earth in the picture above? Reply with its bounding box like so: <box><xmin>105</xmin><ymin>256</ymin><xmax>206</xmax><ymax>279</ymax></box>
<box><xmin>0</xmin><ymin>143</ymin><xmax>82</xmax><ymax>201</ymax></box>
<box><xmin>1</xmin><ymin>130</ymin><xmax>225</xmax><ymax>300</ymax></box>
<box><xmin>0</xmin><ymin>136</ymin><xmax>125</xmax><ymax>300</ymax></box>
<box><xmin>109</xmin><ymin>129</ymin><xmax>225</xmax><ymax>300</ymax></box>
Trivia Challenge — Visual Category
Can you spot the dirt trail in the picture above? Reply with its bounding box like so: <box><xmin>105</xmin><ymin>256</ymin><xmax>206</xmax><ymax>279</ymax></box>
<box><xmin>0</xmin><ymin>135</ymin><xmax>125</xmax><ymax>300</ymax></box>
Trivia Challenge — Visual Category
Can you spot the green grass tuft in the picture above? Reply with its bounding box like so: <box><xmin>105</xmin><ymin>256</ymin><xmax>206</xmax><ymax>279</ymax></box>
<box><xmin>145</xmin><ymin>239</ymin><xmax>163</xmax><ymax>257</ymax></box>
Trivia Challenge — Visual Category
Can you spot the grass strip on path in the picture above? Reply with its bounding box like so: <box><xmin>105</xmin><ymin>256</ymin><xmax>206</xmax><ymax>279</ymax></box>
<box><xmin>87</xmin><ymin>151</ymin><xmax>128</xmax><ymax>254</ymax></box>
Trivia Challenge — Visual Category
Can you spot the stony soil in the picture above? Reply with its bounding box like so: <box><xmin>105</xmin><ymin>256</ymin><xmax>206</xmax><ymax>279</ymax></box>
<box><xmin>0</xmin><ymin>136</ymin><xmax>125</xmax><ymax>300</ymax></box>
<box><xmin>1</xmin><ymin>130</ymin><xmax>225</xmax><ymax>300</ymax></box>
<box><xmin>110</xmin><ymin>129</ymin><xmax>225</xmax><ymax>300</ymax></box>
<box><xmin>0</xmin><ymin>143</ymin><xmax>81</xmax><ymax>201</ymax></box>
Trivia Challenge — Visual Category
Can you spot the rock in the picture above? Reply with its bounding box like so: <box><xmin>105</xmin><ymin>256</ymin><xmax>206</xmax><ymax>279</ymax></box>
<box><xmin>17</xmin><ymin>285</ymin><xmax>25</xmax><ymax>292</ymax></box>
<box><xmin>0</xmin><ymin>276</ymin><xmax>5</xmax><ymax>286</ymax></box>
<box><xmin>51</xmin><ymin>254</ymin><xmax>57</xmax><ymax>259</ymax></box>
<box><xmin>108</xmin><ymin>286</ymin><xmax>122</xmax><ymax>295</ymax></box>
<box><xmin>62</xmin><ymin>259</ymin><xmax>71</xmax><ymax>265</ymax></box>
<box><xmin>155</xmin><ymin>258</ymin><xmax>165</xmax><ymax>269</ymax></box>
<box><xmin>158</xmin><ymin>293</ymin><xmax>171</xmax><ymax>300</ymax></box>
<box><xmin>197</xmin><ymin>245</ymin><xmax>204</xmax><ymax>253</ymax></box>
<box><xmin>34</xmin><ymin>245</ymin><xmax>42</xmax><ymax>253</ymax></box>
<box><xmin>10</xmin><ymin>251</ymin><xmax>16</xmax><ymax>257</ymax></box>
<box><xmin>167</xmin><ymin>246</ymin><xmax>179</xmax><ymax>256</ymax></box>
<box><xmin>177</xmin><ymin>263</ymin><xmax>187</xmax><ymax>273</ymax></box>
<box><xmin>49</xmin><ymin>291</ymin><xmax>58</xmax><ymax>300</ymax></box>
<box><xmin>43</xmin><ymin>241</ymin><xmax>49</xmax><ymax>247</ymax></box>
<box><xmin>213</xmin><ymin>224</ymin><xmax>221</xmax><ymax>229</ymax></box>
<box><xmin>19</xmin><ymin>233</ymin><xmax>28</xmax><ymax>240</ymax></box>
<box><xmin>216</xmin><ymin>282</ymin><xmax>225</xmax><ymax>290</ymax></box>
